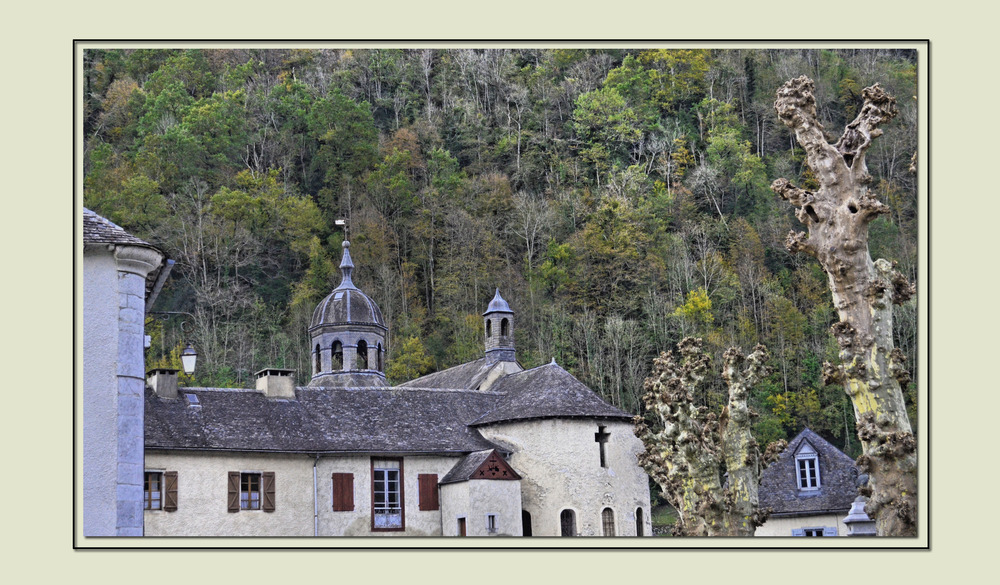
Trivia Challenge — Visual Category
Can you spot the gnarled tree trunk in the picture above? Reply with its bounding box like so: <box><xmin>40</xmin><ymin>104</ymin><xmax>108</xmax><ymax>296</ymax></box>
<box><xmin>771</xmin><ymin>76</ymin><xmax>916</xmax><ymax>536</ymax></box>
<box><xmin>635</xmin><ymin>338</ymin><xmax>780</xmax><ymax>536</ymax></box>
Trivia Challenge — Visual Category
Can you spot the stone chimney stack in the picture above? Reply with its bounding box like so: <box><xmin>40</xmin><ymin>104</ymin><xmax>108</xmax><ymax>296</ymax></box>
<box><xmin>255</xmin><ymin>368</ymin><xmax>296</xmax><ymax>398</ymax></box>
<box><xmin>147</xmin><ymin>368</ymin><xmax>179</xmax><ymax>399</ymax></box>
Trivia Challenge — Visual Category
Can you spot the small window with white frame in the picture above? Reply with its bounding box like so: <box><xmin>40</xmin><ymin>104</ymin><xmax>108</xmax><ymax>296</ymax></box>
<box><xmin>795</xmin><ymin>442</ymin><xmax>820</xmax><ymax>490</ymax></box>
<box><xmin>486</xmin><ymin>513</ymin><xmax>498</xmax><ymax>534</ymax></box>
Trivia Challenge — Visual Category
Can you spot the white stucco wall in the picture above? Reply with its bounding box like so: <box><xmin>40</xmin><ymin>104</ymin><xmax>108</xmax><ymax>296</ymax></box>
<box><xmin>84</xmin><ymin>244</ymin><xmax>162</xmax><ymax>537</ymax></box>
<box><xmin>755</xmin><ymin>513</ymin><xmax>849</xmax><ymax>537</ymax></box>
<box><xmin>144</xmin><ymin>451</ymin><xmax>316</xmax><ymax>536</ymax></box>
<box><xmin>316</xmin><ymin>455</ymin><xmax>461</xmax><ymax>536</ymax></box>
<box><xmin>440</xmin><ymin>479</ymin><xmax>522</xmax><ymax>537</ymax></box>
<box><xmin>145</xmin><ymin>452</ymin><xmax>469</xmax><ymax>536</ymax></box>
<box><xmin>477</xmin><ymin>418</ymin><xmax>652</xmax><ymax>537</ymax></box>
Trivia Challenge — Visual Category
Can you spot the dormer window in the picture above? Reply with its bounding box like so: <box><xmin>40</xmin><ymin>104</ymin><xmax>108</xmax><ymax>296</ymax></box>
<box><xmin>795</xmin><ymin>443</ymin><xmax>820</xmax><ymax>490</ymax></box>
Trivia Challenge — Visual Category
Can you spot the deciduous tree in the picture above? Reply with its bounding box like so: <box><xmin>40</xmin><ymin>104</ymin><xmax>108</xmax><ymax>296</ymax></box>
<box><xmin>635</xmin><ymin>338</ymin><xmax>781</xmax><ymax>536</ymax></box>
<box><xmin>771</xmin><ymin>76</ymin><xmax>916</xmax><ymax>536</ymax></box>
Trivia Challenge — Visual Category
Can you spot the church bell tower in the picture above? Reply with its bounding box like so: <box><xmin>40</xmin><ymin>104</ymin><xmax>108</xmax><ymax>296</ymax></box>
<box><xmin>483</xmin><ymin>289</ymin><xmax>515</xmax><ymax>363</ymax></box>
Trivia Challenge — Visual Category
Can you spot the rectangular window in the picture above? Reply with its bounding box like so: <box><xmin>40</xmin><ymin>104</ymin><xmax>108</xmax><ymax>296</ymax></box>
<box><xmin>797</xmin><ymin>457</ymin><xmax>819</xmax><ymax>489</ymax></box>
<box><xmin>241</xmin><ymin>473</ymin><xmax>261</xmax><ymax>510</ymax></box>
<box><xmin>372</xmin><ymin>459</ymin><xmax>403</xmax><ymax>530</ymax></box>
<box><xmin>144</xmin><ymin>472</ymin><xmax>162</xmax><ymax>510</ymax></box>
<box><xmin>486</xmin><ymin>514</ymin><xmax>498</xmax><ymax>534</ymax></box>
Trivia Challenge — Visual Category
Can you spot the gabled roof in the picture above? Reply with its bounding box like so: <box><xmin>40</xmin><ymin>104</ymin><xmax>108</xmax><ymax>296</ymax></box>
<box><xmin>145</xmin><ymin>386</ymin><xmax>504</xmax><ymax>454</ymax></box>
<box><xmin>471</xmin><ymin>362</ymin><xmax>631</xmax><ymax>425</ymax></box>
<box><xmin>439</xmin><ymin>449</ymin><xmax>521</xmax><ymax>484</ymax></box>
<box><xmin>758</xmin><ymin>428</ymin><xmax>859</xmax><ymax>516</ymax></box>
<box><xmin>397</xmin><ymin>358</ymin><xmax>498</xmax><ymax>391</ymax></box>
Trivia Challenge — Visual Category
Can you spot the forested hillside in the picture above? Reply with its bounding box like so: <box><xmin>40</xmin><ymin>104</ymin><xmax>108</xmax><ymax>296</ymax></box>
<box><xmin>83</xmin><ymin>48</ymin><xmax>918</xmax><ymax>455</ymax></box>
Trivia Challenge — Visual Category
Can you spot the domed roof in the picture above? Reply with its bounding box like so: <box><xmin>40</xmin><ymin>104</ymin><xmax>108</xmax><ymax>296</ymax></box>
<box><xmin>310</xmin><ymin>242</ymin><xmax>386</xmax><ymax>330</ymax></box>
<box><xmin>483</xmin><ymin>288</ymin><xmax>512</xmax><ymax>315</ymax></box>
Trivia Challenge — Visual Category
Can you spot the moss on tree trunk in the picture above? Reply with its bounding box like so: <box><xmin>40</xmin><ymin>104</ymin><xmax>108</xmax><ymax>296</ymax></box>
<box><xmin>771</xmin><ymin>76</ymin><xmax>917</xmax><ymax>537</ymax></box>
<box><xmin>636</xmin><ymin>339</ymin><xmax>779</xmax><ymax>536</ymax></box>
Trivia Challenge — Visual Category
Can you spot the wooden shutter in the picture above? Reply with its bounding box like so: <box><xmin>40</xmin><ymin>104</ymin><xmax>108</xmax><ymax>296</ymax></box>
<box><xmin>332</xmin><ymin>473</ymin><xmax>354</xmax><ymax>511</ymax></box>
<box><xmin>163</xmin><ymin>471</ymin><xmax>178</xmax><ymax>512</ymax></box>
<box><xmin>262</xmin><ymin>471</ymin><xmax>276</xmax><ymax>512</ymax></box>
<box><xmin>227</xmin><ymin>471</ymin><xmax>240</xmax><ymax>512</ymax></box>
<box><xmin>791</xmin><ymin>528</ymin><xmax>805</xmax><ymax>536</ymax></box>
<box><xmin>418</xmin><ymin>474</ymin><xmax>439</xmax><ymax>511</ymax></box>
<box><xmin>822</xmin><ymin>526</ymin><xmax>838</xmax><ymax>536</ymax></box>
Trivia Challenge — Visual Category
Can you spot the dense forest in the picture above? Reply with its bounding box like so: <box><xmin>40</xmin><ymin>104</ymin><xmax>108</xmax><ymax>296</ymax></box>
<box><xmin>82</xmin><ymin>47</ymin><xmax>918</xmax><ymax>456</ymax></box>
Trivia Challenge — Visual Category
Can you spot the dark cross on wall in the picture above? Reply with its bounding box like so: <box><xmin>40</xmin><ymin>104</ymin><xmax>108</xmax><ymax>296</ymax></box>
<box><xmin>595</xmin><ymin>425</ymin><xmax>610</xmax><ymax>468</ymax></box>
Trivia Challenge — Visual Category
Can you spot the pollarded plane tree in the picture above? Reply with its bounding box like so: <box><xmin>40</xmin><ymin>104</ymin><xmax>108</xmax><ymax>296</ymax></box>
<box><xmin>635</xmin><ymin>338</ymin><xmax>783</xmax><ymax>536</ymax></box>
<box><xmin>771</xmin><ymin>76</ymin><xmax>916</xmax><ymax>536</ymax></box>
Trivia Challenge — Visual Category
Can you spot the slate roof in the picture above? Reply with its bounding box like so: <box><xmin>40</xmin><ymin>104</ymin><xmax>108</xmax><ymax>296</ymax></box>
<box><xmin>439</xmin><ymin>450</ymin><xmax>495</xmax><ymax>484</ymax></box>
<box><xmin>311</xmin><ymin>242</ymin><xmax>386</xmax><ymax>330</ymax></box>
<box><xmin>471</xmin><ymin>362</ymin><xmax>632</xmax><ymax>425</ymax></box>
<box><xmin>396</xmin><ymin>358</ymin><xmax>498</xmax><ymax>390</ymax></box>
<box><xmin>83</xmin><ymin>207</ymin><xmax>157</xmax><ymax>248</ymax></box>
<box><xmin>758</xmin><ymin>428</ymin><xmax>860</xmax><ymax>516</ymax></box>
<box><xmin>145</xmin><ymin>386</ymin><xmax>504</xmax><ymax>454</ymax></box>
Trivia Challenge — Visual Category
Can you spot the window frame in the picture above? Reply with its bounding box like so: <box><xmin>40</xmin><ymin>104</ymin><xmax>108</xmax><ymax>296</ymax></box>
<box><xmin>241</xmin><ymin>472</ymin><xmax>262</xmax><ymax>510</ymax></box>
<box><xmin>795</xmin><ymin>443</ymin><xmax>821</xmax><ymax>491</ymax></box>
<box><xmin>371</xmin><ymin>458</ymin><xmax>405</xmax><ymax>532</ymax></box>
<box><xmin>559</xmin><ymin>509</ymin><xmax>576</xmax><ymax>537</ymax></box>
<box><xmin>486</xmin><ymin>513</ymin><xmax>498</xmax><ymax>534</ymax></box>
<box><xmin>144</xmin><ymin>471</ymin><xmax>162</xmax><ymax>511</ymax></box>
<box><xmin>601</xmin><ymin>507</ymin><xmax>616</xmax><ymax>536</ymax></box>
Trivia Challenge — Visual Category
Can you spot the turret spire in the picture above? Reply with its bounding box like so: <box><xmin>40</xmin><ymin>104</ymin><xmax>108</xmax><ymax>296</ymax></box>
<box><xmin>337</xmin><ymin>240</ymin><xmax>355</xmax><ymax>289</ymax></box>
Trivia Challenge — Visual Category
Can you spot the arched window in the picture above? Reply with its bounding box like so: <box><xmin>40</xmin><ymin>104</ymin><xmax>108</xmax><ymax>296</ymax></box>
<box><xmin>559</xmin><ymin>509</ymin><xmax>576</xmax><ymax>537</ymax></box>
<box><xmin>601</xmin><ymin>508</ymin><xmax>615</xmax><ymax>536</ymax></box>
<box><xmin>314</xmin><ymin>344</ymin><xmax>321</xmax><ymax>374</ymax></box>
<box><xmin>377</xmin><ymin>342</ymin><xmax>383</xmax><ymax>371</ymax></box>
<box><xmin>357</xmin><ymin>340</ymin><xmax>368</xmax><ymax>370</ymax></box>
<box><xmin>486</xmin><ymin>319</ymin><xmax>492</xmax><ymax>338</ymax></box>
<box><xmin>521</xmin><ymin>510</ymin><xmax>532</xmax><ymax>537</ymax></box>
<box><xmin>332</xmin><ymin>341</ymin><xmax>343</xmax><ymax>370</ymax></box>
<box><xmin>500</xmin><ymin>318</ymin><xmax>509</xmax><ymax>337</ymax></box>
<box><xmin>635</xmin><ymin>507</ymin><xmax>644</xmax><ymax>536</ymax></box>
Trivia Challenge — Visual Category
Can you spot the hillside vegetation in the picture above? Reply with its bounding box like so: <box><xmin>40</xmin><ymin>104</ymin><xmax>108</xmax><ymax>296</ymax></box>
<box><xmin>83</xmin><ymin>48</ymin><xmax>918</xmax><ymax>455</ymax></box>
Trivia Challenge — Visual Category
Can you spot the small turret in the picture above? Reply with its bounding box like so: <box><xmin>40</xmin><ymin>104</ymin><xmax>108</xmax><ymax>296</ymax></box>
<box><xmin>483</xmin><ymin>289</ymin><xmax>515</xmax><ymax>363</ymax></box>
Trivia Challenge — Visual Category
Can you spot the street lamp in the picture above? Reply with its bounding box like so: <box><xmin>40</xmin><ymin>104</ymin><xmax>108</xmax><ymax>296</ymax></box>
<box><xmin>180</xmin><ymin>343</ymin><xmax>198</xmax><ymax>375</ymax></box>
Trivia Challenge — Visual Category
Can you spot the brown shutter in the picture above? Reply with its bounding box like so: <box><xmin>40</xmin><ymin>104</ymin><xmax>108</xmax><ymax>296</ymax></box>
<box><xmin>262</xmin><ymin>471</ymin><xmax>276</xmax><ymax>512</ymax></box>
<box><xmin>163</xmin><ymin>471</ymin><xmax>178</xmax><ymax>512</ymax></box>
<box><xmin>332</xmin><ymin>473</ymin><xmax>354</xmax><ymax>511</ymax></box>
<box><xmin>227</xmin><ymin>471</ymin><xmax>240</xmax><ymax>512</ymax></box>
<box><xmin>418</xmin><ymin>474</ymin><xmax>439</xmax><ymax>511</ymax></box>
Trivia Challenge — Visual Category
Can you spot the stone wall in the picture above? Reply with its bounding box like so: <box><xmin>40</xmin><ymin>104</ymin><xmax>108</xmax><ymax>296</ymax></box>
<box><xmin>477</xmin><ymin>418</ymin><xmax>652</xmax><ymax>537</ymax></box>
<box><xmin>440</xmin><ymin>479</ymin><xmax>522</xmax><ymax>537</ymax></box>
<box><xmin>83</xmin><ymin>244</ymin><xmax>162</xmax><ymax>537</ymax></box>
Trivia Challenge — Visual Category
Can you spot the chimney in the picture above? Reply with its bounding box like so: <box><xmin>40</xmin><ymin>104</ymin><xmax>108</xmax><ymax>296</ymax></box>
<box><xmin>147</xmin><ymin>368</ymin><xmax>179</xmax><ymax>399</ymax></box>
<box><xmin>255</xmin><ymin>368</ymin><xmax>296</xmax><ymax>398</ymax></box>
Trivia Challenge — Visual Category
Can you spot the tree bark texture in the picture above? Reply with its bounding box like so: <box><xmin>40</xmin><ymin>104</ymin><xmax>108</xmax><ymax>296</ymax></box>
<box><xmin>635</xmin><ymin>338</ymin><xmax>779</xmax><ymax>536</ymax></box>
<box><xmin>771</xmin><ymin>76</ymin><xmax>917</xmax><ymax>536</ymax></box>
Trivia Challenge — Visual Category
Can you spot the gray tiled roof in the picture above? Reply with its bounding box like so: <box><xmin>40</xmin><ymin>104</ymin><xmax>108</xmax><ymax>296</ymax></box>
<box><xmin>471</xmin><ymin>362</ymin><xmax>632</xmax><ymax>425</ymax></box>
<box><xmin>310</xmin><ymin>244</ymin><xmax>386</xmax><ymax>329</ymax></box>
<box><xmin>758</xmin><ymin>428</ymin><xmax>859</xmax><ymax>516</ymax></box>
<box><xmin>439</xmin><ymin>450</ymin><xmax>495</xmax><ymax>484</ymax></box>
<box><xmin>396</xmin><ymin>358</ymin><xmax>498</xmax><ymax>390</ymax></box>
<box><xmin>83</xmin><ymin>207</ymin><xmax>157</xmax><ymax>248</ymax></box>
<box><xmin>145</xmin><ymin>386</ymin><xmax>504</xmax><ymax>454</ymax></box>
